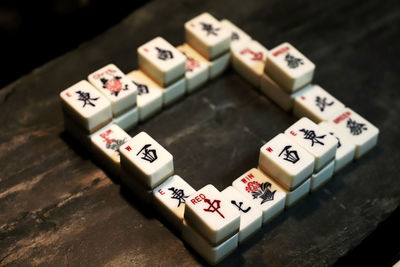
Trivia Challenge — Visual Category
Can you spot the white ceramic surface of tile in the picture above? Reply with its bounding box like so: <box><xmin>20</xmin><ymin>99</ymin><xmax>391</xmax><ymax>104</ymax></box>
<box><xmin>182</xmin><ymin>221</ymin><xmax>238</xmax><ymax>266</ymax></box>
<box><xmin>119</xmin><ymin>131</ymin><xmax>174</xmax><ymax>189</ymax></box>
<box><xmin>209</xmin><ymin>51</ymin><xmax>231</xmax><ymax>79</ymax></box>
<box><xmin>161</xmin><ymin>77</ymin><xmax>186</xmax><ymax>106</ymax></box>
<box><xmin>126</xmin><ymin>70</ymin><xmax>163</xmax><ymax>121</ymax></box>
<box><xmin>232</xmin><ymin>40</ymin><xmax>268</xmax><ymax>88</ymax></box>
<box><xmin>138</xmin><ymin>37</ymin><xmax>186</xmax><ymax>86</ymax></box>
<box><xmin>60</xmin><ymin>80</ymin><xmax>112</xmax><ymax>133</ymax></box>
<box><xmin>232</xmin><ymin>168</ymin><xmax>286</xmax><ymax>225</ymax></box>
<box><xmin>265</xmin><ymin>42</ymin><xmax>315</xmax><ymax>92</ymax></box>
<box><xmin>112</xmin><ymin>106</ymin><xmax>138</xmax><ymax>131</ymax></box>
<box><xmin>184</xmin><ymin>184</ymin><xmax>240</xmax><ymax>245</ymax></box>
<box><xmin>177</xmin><ymin>43</ymin><xmax>210</xmax><ymax>93</ymax></box>
<box><xmin>88</xmin><ymin>64</ymin><xmax>137</xmax><ymax>116</ymax></box>
<box><xmin>293</xmin><ymin>84</ymin><xmax>346</xmax><ymax>123</ymax></box>
<box><xmin>258</xmin><ymin>133</ymin><xmax>314</xmax><ymax>191</ymax></box>
<box><xmin>153</xmin><ymin>175</ymin><xmax>196</xmax><ymax>232</ymax></box>
<box><xmin>185</xmin><ymin>13</ymin><xmax>231</xmax><ymax>60</ymax></box>
<box><xmin>285</xmin><ymin>117</ymin><xmax>337</xmax><ymax>172</ymax></box>
<box><xmin>328</xmin><ymin>108</ymin><xmax>379</xmax><ymax>159</ymax></box>
<box><xmin>120</xmin><ymin>168</ymin><xmax>153</xmax><ymax>205</ymax></box>
<box><xmin>284</xmin><ymin>178</ymin><xmax>311</xmax><ymax>208</ymax></box>
<box><xmin>220</xmin><ymin>19</ymin><xmax>251</xmax><ymax>52</ymax></box>
<box><xmin>63</xmin><ymin>113</ymin><xmax>100</xmax><ymax>149</ymax></box>
<box><xmin>221</xmin><ymin>186</ymin><xmax>262</xmax><ymax>243</ymax></box>
<box><xmin>310</xmin><ymin>160</ymin><xmax>334</xmax><ymax>192</ymax></box>
<box><xmin>319</xmin><ymin>122</ymin><xmax>356</xmax><ymax>173</ymax></box>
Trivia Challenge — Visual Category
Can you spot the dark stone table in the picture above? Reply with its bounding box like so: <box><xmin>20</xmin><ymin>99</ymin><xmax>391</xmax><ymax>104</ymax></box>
<box><xmin>1</xmin><ymin>0</ymin><xmax>399</xmax><ymax>266</ymax></box>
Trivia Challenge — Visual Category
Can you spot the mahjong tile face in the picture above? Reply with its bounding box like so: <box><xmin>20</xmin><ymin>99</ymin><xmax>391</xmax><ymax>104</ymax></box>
<box><xmin>220</xmin><ymin>19</ymin><xmax>251</xmax><ymax>51</ymax></box>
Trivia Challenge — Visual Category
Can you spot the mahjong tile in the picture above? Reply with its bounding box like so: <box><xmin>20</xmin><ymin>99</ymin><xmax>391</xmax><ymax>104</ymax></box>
<box><xmin>209</xmin><ymin>51</ymin><xmax>231</xmax><ymax>79</ymax></box>
<box><xmin>232</xmin><ymin>40</ymin><xmax>268</xmax><ymax>88</ymax></box>
<box><xmin>232</xmin><ymin>168</ymin><xmax>286</xmax><ymax>225</ymax></box>
<box><xmin>319</xmin><ymin>122</ymin><xmax>356</xmax><ymax>173</ymax></box>
<box><xmin>88</xmin><ymin>64</ymin><xmax>137</xmax><ymax>117</ymax></box>
<box><xmin>177</xmin><ymin>43</ymin><xmax>209</xmax><ymax>93</ymax></box>
<box><xmin>258</xmin><ymin>133</ymin><xmax>314</xmax><ymax>191</ymax></box>
<box><xmin>328</xmin><ymin>108</ymin><xmax>379</xmax><ymax>159</ymax></box>
<box><xmin>119</xmin><ymin>131</ymin><xmax>174</xmax><ymax>189</ymax></box>
<box><xmin>120</xmin><ymin>168</ymin><xmax>153</xmax><ymax>205</ymax></box>
<box><xmin>138</xmin><ymin>37</ymin><xmax>186</xmax><ymax>87</ymax></box>
<box><xmin>220</xmin><ymin>19</ymin><xmax>251</xmax><ymax>51</ymax></box>
<box><xmin>285</xmin><ymin>117</ymin><xmax>337</xmax><ymax>171</ymax></box>
<box><xmin>153</xmin><ymin>175</ymin><xmax>196</xmax><ymax>232</ymax></box>
<box><xmin>182</xmin><ymin>220</ymin><xmax>238</xmax><ymax>265</ymax></box>
<box><xmin>184</xmin><ymin>184</ymin><xmax>240</xmax><ymax>245</ymax></box>
<box><xmin>260</xmin><ymin>74</ymin><xmax>312</xmax><ymax>112</ymax></box>
<box><xmin>293</xmin><ymin>84</ymin><xmax>346</xmax><ymax>122</ymax></box>
<box><xmin>185</xmin><ymin>13</ymin><xmax>231</xmax><ymax>60</ymax></box>
<box><xmin>161</xmin><ymin>77</ymin><xmax>186</xmax><ymax>106</ymax></box>
<box><xmin>283</xmin><ymin>177</ymin><xmax>311</xmax><ymax>208</ymax></box>
<box><xmin>60</xmin><ymin>80</ymin><xmax>112</xmax><ymax>133</ymax></box>
<box><xmin>126</xmin><ymin>70</ymin><xmax>163</xmax><ymax>121</ymax></box>
<box><xmin>310</xmin><ymin>160</ymin><xmax>334</xmax><ymax>192</ymax></box>
<box><xmin>90</xmin><ymin>124</ymin><xmax>131</xmax><ymax>176</ymax></box>
<box><xmin>112</xmin><ymin>106</ymin><xmax>138</xmax><ymax>131</ymax></box>
<box><xmin>265</xmin><ymin>42</ymin><xmax>315</xmax><ymax>92</ymax></box>
<box><xmin>221</xmin><ymin>186</ymin><xmax>262</xmax><ymax>243</ymax></box>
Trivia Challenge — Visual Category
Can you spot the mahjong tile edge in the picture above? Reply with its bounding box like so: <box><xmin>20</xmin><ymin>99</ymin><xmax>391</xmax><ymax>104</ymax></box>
<box><xmin>1</xmin><ymin>0</ymin><xmax>399</xmax><ymax>266</ymax></box>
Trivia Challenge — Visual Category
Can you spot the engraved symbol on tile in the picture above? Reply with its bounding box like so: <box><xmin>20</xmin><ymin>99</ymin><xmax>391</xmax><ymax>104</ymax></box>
<box><xmin>278</xmin><ymin>145</ymin><xmax>300</xmax><ymax>164</ymax></box>
<box><xmin>200</xmin><ymin>22</ymin><xmax>220</xmax><ymax>36</ymax></box>
<box><xmin>239</xmin><ymin>48</ymin><xmax>263</xmax><ymax>61</ymax></box>
<box><xmin>168</xmin><ymin>187</ymin><xmax>189</xmax><ymax>207</ymax></box>
<box><xmin>231</xmin><ymin>31</ymin><xmax>240</xmax><ymax>40</ymax></box>
<box><xmin>315</xmin><ymin>96</ymin><xmax>334</xmax><ymax>112</ymax></box>
<box><xmin>75</xmin><ymin>90</ymin><xmax>99</xmax><ymax>107</ymax></box>
<box><xmin>251</xmin><ymin>182</ymin><xmax>276</xmax><ymax>204</ymax></box>
<box><xmin>181</xmin><ymin>51</ymin><xmax>200</xmax><ymax>72</ymax></box>
<box><xmin>285</xmin><ymin>53</ymin><xmax>304</xmax><ymax>69</ymax></box>
<box><xmin>136</xmin><ymin>144</ymin><xmax>158</xmax><ymax>163</ymax></box>
<box><xmin>203</xmin><ymin>198</ymin><xmax>225</xmax><ymax>218</ymax></box>
<box><xmin>300</xmin><ymin>129</ymin><xmax>326</xmax><ymax>146</ymax></box>
<box><xmin>155</xmin><ymin>47</ymin><xmax>174</xmax><ymax>60</ymax></box>
<box><xmin>230</xmin><ymin>200</ymin><xmax>251</xmax><ymax>213</ymax></box>
<box><xmin>100</xmin><ymin>75</ymin><xmax>128</xmax><ymax>96</ymax></box>
<box><xmin>132</xmin><ymin>80</ymin><xmax>149</xmax><ymax>95</ymax></box>
<box><xmin>329</xmin><ymin>132</ymin><xmax>342</xmax><ymax>148</ymax></box>
<box><xmin>347</xmin><ymin>118</ymin><xmax>367</xmax><ymax>135</ymax></box>
<box><xmin>100</xmin><ymin>129</ymin><xmax>127</xmax><ymax>152</ymax></box>
<box><xmin>245</xmin><ymin>181</ymin><xmax>261</xmax><ymax>193</ymax></box>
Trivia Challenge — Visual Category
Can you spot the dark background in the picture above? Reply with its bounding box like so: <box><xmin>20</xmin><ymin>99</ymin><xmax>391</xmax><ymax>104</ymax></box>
<box><xmin>0</xmin><ymin>0</ymin><xmax>399</xmax><ymax>266</ymax></box>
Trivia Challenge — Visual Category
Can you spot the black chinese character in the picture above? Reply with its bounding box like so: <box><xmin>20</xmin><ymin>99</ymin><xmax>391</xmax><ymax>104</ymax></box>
<box><xmin>300</xmin><ymin>129</ymin><xmax>326</xmax><ymax>146</ymax></box>
<box><xmin>278</xmin><ymin>145</ymin><xmax>300</xmax><ymax>164</ymax></box>
<box><xmin>284</xmin><ymin>53</ymin><xmax>304</xmax><ymax>69</ymax></box>
<box><xmin>329</xmin><ymin>132</ymin><xmax>341</xmax><ymax>148</ymax></box>
<box><xmin>168</xmin><ymin>187</ymin><xmax>188</xmax><ymax>207</ymax></box>
<box><xmin>231</xmin><ymin>32</ymin><xmax>239</xmax><ymax>40</ymax></box>
<box><xmin>156</xmin><ymin>47</ymin><xmax>173</xmax><ymax>60</ymax></box>
<box><xmin>200</xmin><ymin>22</ymin><xmax>220</xmax><ymax>36</ymax></box>
<box><xmin>347</xmin><ymin>118</ymin><xmax>367</xmax><ymax>135</ymax></box>
<box><xmin>251</xmin><ymin>182</ymin><xmax>276</xmax><ymax>204</ymax></box>
<box><xmin>132</xmin><ymin>81</ymin><xmax>149</xmax><ymax>95</ymax></box>
<box><xmin>231</xmin><ymin>200</ymin><xmax>251</xmax><ymax>213</ymax></box>
<box><xmin>136</xmin><ymin>144</ymin><xmax>158</xmax><ymax>163</ymax></box>
<box><xmin>75</xmin><ymin>90</ymin><xmax>99</xmax><ymax>107</ymax></box>
<box><xmin>203</xmin><ymin>198</ymin><xmax>224</xmax><ymax>218</ymax></box>
<box><xmin>315</xmin><ymin>96</ymin><xmax>334</xmax><ymax>112</ymax></box>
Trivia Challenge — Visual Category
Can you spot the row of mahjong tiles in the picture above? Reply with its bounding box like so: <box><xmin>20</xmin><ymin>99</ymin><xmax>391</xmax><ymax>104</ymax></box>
<box><xmin>59</xmin><ymin>12</ymin><xmax>379</xmax><ymax>265</ymax></box>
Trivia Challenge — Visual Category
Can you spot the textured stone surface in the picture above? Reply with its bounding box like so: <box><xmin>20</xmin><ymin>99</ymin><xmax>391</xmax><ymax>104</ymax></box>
<box><xmin>0</xmin><ymin>0</ymin><xmax>399</xmax><ymax>266</ymax></box>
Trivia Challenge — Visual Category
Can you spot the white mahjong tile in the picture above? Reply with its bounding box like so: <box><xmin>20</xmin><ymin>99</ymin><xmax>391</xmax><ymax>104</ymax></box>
<box><xmin>319</xmin><ymin>122</ymin><xmax>356</xmax><ymax>173</ymax></box>
<box><xmin>90</xmin><ymin>124</ymin><xmax>131</xmax><ymax>176</ymax></box>
<box><xmin>112</xmin><ymin>106</ymin><xmax>138</xmax><ymax>131</ymax></box>
<box><xmin>209</xmin><ymin>51</ymin><xmax>230</xmax><ymax>79</ymax></box>
<box><xmin>138</xmin><ymin>37</ymin><xmax>186</xmax><ymax>87</ymax></box>
<box><xmin>184</xmin><ymin>184</ymin><xmax>240</xmax><ymax>245</ymax></box>
<box><xmin>119</xmin><ymin>131</ymin><xmax>174</xmax><ymax>189</ymax></box>
<box><xmin>258</xmin><ymin>133</ymin><xmax>314</xmax><ymax>191</ymax></box>
<box><xmin>60</xmin><ymin>80</ymin><xmax>112</xmax><ymax>133</ymax></box>
<box><xmin>220</xmin><ymin>19</ymin><xmax>251</xmax><ymax>51</ymax></box>
<box><xmin>221</xmin><ymin>186</ymin><xmax>262</xmax><ymax>243</ymax></box>
<box><xmin>126</xmin><ymin>70</ymin><xmax>163</xmax><ymax>121</ymax></box>
<box><xmin>285</xmin><ymin>117</ymin><xmax>337</xmax><ymax>172</ymax></box>
<box><xmin>153</xmin><ymin>175</ymin><xmax>196</xmax><ymax>232</ymax></box>
<box><xmin>232</xmin><ymin>168</ymin><xmax>286</xmax><ymax>225</ymax></box>
<box><xmin>185</xmin><ymin>13</ymin><xmax>231</xmax><ymax>60</ymax></box>
<box><xmin>63</xmin><ymin>113</ymin><xmax>103</xmax><ymax>149</ymax></box>
<box><xmin>283</xmin><ymin>177</ymin><xmax>311</xmax><ymax>208</ymax></box>
<box><xmin>260</xmin><ymin>74</ymin><xmax>313</xmax><ymax>112</ymax></box>
<box><xmin>293</xmin><ymin>85</ymin><xmax>346</xmax><ymax>122</ymax></box>
<box><xmin>182</xmin><ymin>220</ymin><xmax>238</xmax><ymax>265</ymax></box>
<box><xmin>265</xmin><ymin>42</ymin><xmax>315</xmax><ymax>92</ymax></box>
<box><xmin>161</xmin><ymin>77</ymin><xmax>186</xmax><ymax>106</ymax></box>
<box><xmin>177</xmin><ymin>43</ymin><xmax>209</xmax><ymax>93</ymax></box>
<box><xmin>232</xmin><ymin>40</ymin><xmax>268</xmax><ymax>88</ymax></box>
<box><xmin>328</xmin><ymin>108</ymin><xmax>379</xmax><ymax>159</ymax></box>
<box><xmin>88</xmin><ymin>64</ymin><xmax>137</xmax><ymax>117</ymax></box>
<box><xmin>310</xmin><ymin>160</ymin><xmax>334</xmax><ymax>192</ymax></box>
<box><xmin>120</xmin><ymin>168</ymin><xmax>153</xmax><ymax>205</ymax></box>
